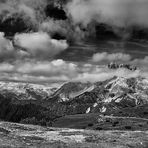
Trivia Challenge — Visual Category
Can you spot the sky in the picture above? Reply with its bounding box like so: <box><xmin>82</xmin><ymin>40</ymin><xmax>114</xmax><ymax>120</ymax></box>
<box><xmin>0</xmin><ymin>0</ymin><xmax>148</xmax><ymax>85</ymax></box>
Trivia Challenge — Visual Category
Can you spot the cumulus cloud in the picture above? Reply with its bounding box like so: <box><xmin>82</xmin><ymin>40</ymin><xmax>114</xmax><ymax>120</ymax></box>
<box><xmin>0</xmin><ymin>63</ymin><xmax>14</xmax><ymax>72</ymax></box>
<box><xmin>67</xmin><ymin>0</ymin><xmax>148</xmax><ymax>27</ymax></box>
<box><xmin>0</xmin><ymin>59</ymin><xmax>77</xmax><ymax>83</ymax></box>
<box><xmin>18</xmin><ymin>4</ymin><xmax>36</xmax><ymax>23</ymax></box>
<box><xmin>130</xmin><ymin>56</ymin><xmax>148</xmax><ymax>72</ymax></box>
<box><xmin>39</xmin><ymin>19</ymin><xmax>91</xmax><ymax>42</ymax></box>
<box><xmin>40</xmin><ymin>20</ymin><xmax>66</xmax><ymax>35</ymax></box>
<box><xmin>92</xmin><ymin>52</ymin><xmax>131</xmax><ymax>63</ymax></box>
<box><xmin>0</xmin><ymin>58</ymin><xmax>146</xmax><ymax>83</ymax></box>
<box><xmin>132</xmin><ymin>56</ymin><xmax>148</xmax><ymax>65</ymax></box>
<box><xmin>0</xmin><ymin>72</ymin><xmax>69</xmax><ymax>84</ymax></box>
<box><xmin>14</xmin><ymin>32</ymin><xmax>68</xmax><ymax>59</ymax></box>
<box><xmin>75</xmin><ymin>68</ymin><xmax>141</xmax><ymax>83</ymax></box>
<box><xmin>16</xmin><ymin>59</ymin><xmax>77</xmax><ymax>78</ymax></box>
<box><xmin>0</xmin><ymin>31</ymin><xmax>69</xmax><ymax>61</ymax></box>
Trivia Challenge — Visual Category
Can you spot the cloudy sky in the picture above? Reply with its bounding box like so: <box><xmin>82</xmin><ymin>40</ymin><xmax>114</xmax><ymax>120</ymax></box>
<box><xmin>0</xmin><ymin>0</ymin><xmax>148</xmax><ymax>85</ymax></box>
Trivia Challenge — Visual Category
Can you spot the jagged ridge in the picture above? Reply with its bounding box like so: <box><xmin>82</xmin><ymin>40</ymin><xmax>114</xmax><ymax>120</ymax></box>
<box><xmin>0</xmin><ymin>76</ymin><xmax>148</xmax><ymax>125</ymax></box>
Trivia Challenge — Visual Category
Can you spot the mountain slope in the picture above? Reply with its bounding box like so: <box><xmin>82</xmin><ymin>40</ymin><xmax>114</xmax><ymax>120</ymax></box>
<box><xmin>51</xmin><ymin>82</ymin><xmax>94</xmax><ymax>102</ymax></box>
<box><xmin>0</xmin><ymin>76</ymin><xmax>148</xmax><ymax>126</ymax></box>
<box><xmin>52</xmin><ymin>76</ymin><xmax>148</xmax><ymax>117</ymax></box>
<box><xmin>95</xmin><ymin>77</ymin><xmax>148</xmax><ymax>114</ymax></box>
<box><xmin>0</xmin><ymin>81</ymin><xmax>56</xmax><ymax>100</ymax></box>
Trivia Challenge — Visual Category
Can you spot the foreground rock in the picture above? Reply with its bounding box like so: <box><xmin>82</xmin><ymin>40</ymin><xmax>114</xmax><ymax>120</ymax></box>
<box><xmin>0</xmin><ymin>121</ymin><xmax>148</xmax><ymax>148</ymax></box>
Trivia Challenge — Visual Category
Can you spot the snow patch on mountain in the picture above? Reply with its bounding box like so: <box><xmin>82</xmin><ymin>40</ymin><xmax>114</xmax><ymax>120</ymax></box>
<box><xmin>0</xmin><ymin>81</ymin><xmax>56</xmax><ymax>100</ymax></box>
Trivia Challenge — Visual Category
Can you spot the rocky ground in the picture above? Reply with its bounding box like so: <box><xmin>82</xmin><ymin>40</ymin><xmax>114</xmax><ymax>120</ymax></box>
<box><xmin>0</xmin><ymin>121</ymin><xmax>147</xmax><ymax>148</ymax></box>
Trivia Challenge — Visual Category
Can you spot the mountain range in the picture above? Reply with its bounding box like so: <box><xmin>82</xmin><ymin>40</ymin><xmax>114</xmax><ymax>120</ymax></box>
<box><xmin>0</xmin><ymin>75</ymin><xmax>147</xmax><ymax>127</ymax></box>
<box><xmin>0</xmin><ymin>81</ymin><xmax>56</xmax><ymax>100</ymax></box>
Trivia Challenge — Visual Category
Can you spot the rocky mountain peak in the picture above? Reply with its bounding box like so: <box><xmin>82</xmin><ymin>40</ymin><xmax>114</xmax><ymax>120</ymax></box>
<box><xmin>108</xmin><ymin>62</ymin><xmax>137</xmax><ymax>71</ymax></box>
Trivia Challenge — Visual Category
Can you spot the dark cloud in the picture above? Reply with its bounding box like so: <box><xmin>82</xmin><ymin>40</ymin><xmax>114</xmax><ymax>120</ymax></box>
<box><xmin>0</xmin><ymin>1</ymin><xmax>39</xmax><ymax>36</ymax></box>
<box><xmin>67</xmin><ymin>0</ymin><xmax>148</xmax><ymax>28</ymax></box>
<box><xmin>66</xmin><ymin>0</ymin><xmax>148</xmax><ymax>41</ymax></box>
<box><xmin>45</xmin><ymin>4</ymin><xmax>67</xmax><ymax>20</ymax></box>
